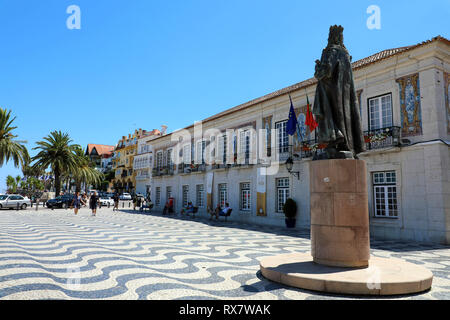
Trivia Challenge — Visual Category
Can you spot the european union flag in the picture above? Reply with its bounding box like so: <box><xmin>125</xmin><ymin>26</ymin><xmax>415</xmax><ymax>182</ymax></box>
<box><xmin>286</xmin><ymin>95</ymin><xmax>298</xmax><ymax>135</ymax></box>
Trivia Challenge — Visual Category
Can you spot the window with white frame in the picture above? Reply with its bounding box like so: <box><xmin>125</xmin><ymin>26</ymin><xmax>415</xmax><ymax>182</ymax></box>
<box><xmin>372</xmin><ymin>171</ymin><xmax>398</xmax><ymax>218</ymax></box>
<box><xmin>276</xmin><ymin>178</ymin><xmax>290</xmax><ymax>213</ymax></box>
<box><xmin>240</xmin><ymin>182</ymin><xmax>251</xmax><ymax>211</ymax></box>
<box><xmin>218</xmin><ymin>183</ymin><xmax>227</xmax><ymax>207</ymax></box>
<box><xmin>155</xmin><ymin>187</ymin><xmax>161</xmax><ymax>206</ymax></box>
<box><xmin>196</xmin><ymin>184</ymin><xmax>204</xmax><ymax>208</ymax></box>
<box><xmin>209</xmin><ymin>136</ymin><xmax>215</xmax><ymax>163</ymax></box>
<box><xmin>369</xmin><ymin>94</ymin><xmax>393</xmax><ymax>130</ymax></box>
<box><xmin>182</xmin><ymin>185</ymin><xmax>189</xmax><ymax>207</ymax></box>
<box><xmin>239</xmin><ymin>130</ymin><xmax>251</xmax><ymax>163</ymax></box>
<box><xmin>275</xmin><ymin>120</ymin><xmax>289</xmax><ymax>154</ymax></box>
<box><xmin>183</xmin><ymin>144</ymin><xmax>191</xmax><ymax>165</ymax></box>
<box><xmin>156</xmin><ymin>151</ymin><xmax>163</xmax><ymax>169</ymax></box>
<box><xmin>196</xmin><ymin>140</ymin><xmax>205</xmax><ymax>164</ymax></box>
<box><xmin>166</xmin><ymin>148</ymin><xmax>173</xmax><ymax>169</ymax></box>
<box><xmin>217</xmin><ymin>134</ymin><xmax>227</xmax><ymax>164</ymax></box>
<box><xmin>166</xmin><ymin>186</ymin><xmax>172</xmax><ymax>202</ymax></box>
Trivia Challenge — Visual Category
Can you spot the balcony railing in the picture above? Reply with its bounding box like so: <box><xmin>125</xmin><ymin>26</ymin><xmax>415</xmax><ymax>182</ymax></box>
<box><xmin>363</xmin><ymin>126</ymin><xmax>401</xmax><ymax>150</ymax></box>
<box><xmin>153</xmin><ymin>166</ymin><xmax>175</xmax><ymax>177</ymax></box>
<box><xmin>190</xmin><ymin>163</ymin><xmax>207</xmax><ymax>172</ymax></box>
<box><xmin>176</xmin><ymin>163</ymin><xmax>207</xmax><ymax>174</ymax></box>
<box><xmin>135</xmin><ymin>174</ymin><xmax>150</xmax><ymax>180</ymax></box>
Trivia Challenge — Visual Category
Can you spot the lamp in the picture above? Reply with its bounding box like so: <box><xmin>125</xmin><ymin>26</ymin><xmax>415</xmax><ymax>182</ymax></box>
<box><xmin>285</xmin><ymin>157</ymin><xmax>300</xmax><ymax>180</ymax></box>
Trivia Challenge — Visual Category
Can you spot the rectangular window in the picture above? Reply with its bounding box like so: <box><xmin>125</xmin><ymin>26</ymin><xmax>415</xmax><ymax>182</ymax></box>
<box><xmin>240</xmin><ymin>182</ymin><xmax>251</xmax><ymax>211</ymax></box>
<box><xmin>196</xmin><ymin>184</ymin><xmax>204</xmax><ymax>208</ymax></box>
<box><xmin>166</xmin><ymin>148</ymin><xmax>173</xmax><ymax>168</ymax></box>
<box><xmin>156</xmin><ymin>151</ymin><xmax>163</xmax><ymax>169</ymax></box>
<box><xmin>183</xmin><ymin>145</ymin><xmax>191</xmax><ymax>165</ymax></box>
<box><xmin>155</xmin><ymin>187</ymin><xmax>161</xmax><ymax>207</ymax></box>
<box><xmin>239</xmin><ymin>130</ymin><xmax>251</xmax><ymax>163</ymax></box>
<box><xmin>372</xmin><ymin>171</ymin><xmax>398</xmax><ymax>218</ymax></box>
<box><xmin>218</xmin><ymin>183</ymin><xmax>228</xmax><ymax>208</ymax></box>
<box><xmin>166</xmin><ymin>186</ymin><xmax>172</xmax><ymax>202</ymax></box>
<box><xmin>275</xmin><ymin>120</ymin><xmax>289</xmax><ymax>154</ymax></box>
<box><xmin>276</xmin><ymin>178</ymin><xmax>290</xmax><ymax>213</ymax></box>
<box><xmin>182</xmin><ymin>185</ymin><xmax>189</xmax><ymax>207</ymax></box>
<box><xmin>369</xmin><ymin>94</ymin><xmax>393</xmax><ymax>130</ymax></box>
<box><xmin>196</xmin><ymin>140</ymin><xmax>205</xmax><ymax>164</ymax></box>
<box><xmin>217</xmin><ymin>135</ymin><xmax>227</xmax><ymax>164</ymax></box>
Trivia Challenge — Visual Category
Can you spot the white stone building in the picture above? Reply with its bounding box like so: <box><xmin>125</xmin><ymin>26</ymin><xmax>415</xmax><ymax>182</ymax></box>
<box><xmin>133</xmin><ymin>140</ymin><xmax>153</xmax><ymax>196</ymax></box>
<box><xmin>148</xmin><ymin>36</ymin><xmax>450</xmax><ymax>244</ymax></box>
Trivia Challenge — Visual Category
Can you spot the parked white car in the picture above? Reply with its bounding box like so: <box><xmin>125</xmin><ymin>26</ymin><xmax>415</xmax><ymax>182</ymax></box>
<box><xmin>0</xmin><ymin>194</ymin><xmax>32</xmax><ymax>209</ymax></box>
<box><xmin>119</xmin><ymin>193</ymin><xmax>132</xmax><ymax>200</ymax></box>
<box><xmin>99</xmin><ymin>196</ymin><xmax>114</xmax><ymax>207</ymax></box>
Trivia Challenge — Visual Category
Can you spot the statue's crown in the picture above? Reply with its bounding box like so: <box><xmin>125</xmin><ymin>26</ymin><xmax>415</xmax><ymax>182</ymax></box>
<box><xmin>328</xmin><ymin>25</ymin><xmax>344</xmax><ymax>47</ymax></box>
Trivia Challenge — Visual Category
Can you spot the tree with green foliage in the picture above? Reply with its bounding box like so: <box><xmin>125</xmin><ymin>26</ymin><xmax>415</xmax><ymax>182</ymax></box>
<box><xmin>71</xmin><ymin>146</ymin><xmax>103</xmax><ymax>192</ymax></box>
<box><xmin>19</xmin><ymin>176</ymin><xmax>45</xmax><ymax>199</ymax></box>
<box><xmin>32</xmin><ymin>131</ymin><xmax>80</xmax><ymax>196</ymax></box>
<box><xmin>6</xmin><ymin>175</ymin><xmax>21</xmax><ymax>193</ymax></box>
<box><xmin>0</xmin><ymin>108</ymin><xmax>29</xmax><ymax>168</ymax></box>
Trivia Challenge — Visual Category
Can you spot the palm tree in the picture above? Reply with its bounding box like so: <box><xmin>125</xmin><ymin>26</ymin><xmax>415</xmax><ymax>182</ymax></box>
<box><xmin>21</xmin><ymin>154</ymin><xmax>43</xmax><ymax>178</ymax></box>
<box><xmin>72</xmin><ymin>146</ymin><xmax>103</xmax><ymax>193</ymax></box>
<box><xmin>0</xmin><ymin>108</ymin><xmax>29</xmax><ymax>168</ymax></box>
<box><xmin>6</xmin><ymin>175</ymin><xmax>21</xmax><ymax>193</ymax></box>
<box><xmin>32</xmin><ymin>131</ymin><xmax>80</xmax><ymax>196</ymax></box>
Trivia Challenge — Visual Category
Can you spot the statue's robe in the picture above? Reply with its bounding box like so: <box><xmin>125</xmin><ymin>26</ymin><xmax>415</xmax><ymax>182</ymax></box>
<box><xmin>312</xmin><ymin>45</ymin><xmax>365</xmax><ymax>155</ymax></box>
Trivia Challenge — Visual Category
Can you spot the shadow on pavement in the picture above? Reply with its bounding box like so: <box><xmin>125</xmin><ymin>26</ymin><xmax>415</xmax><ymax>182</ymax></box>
<box><xmin>114</xmin><ymin>209</ymin><xmax>449</xmax><ymax>252</ymax></box>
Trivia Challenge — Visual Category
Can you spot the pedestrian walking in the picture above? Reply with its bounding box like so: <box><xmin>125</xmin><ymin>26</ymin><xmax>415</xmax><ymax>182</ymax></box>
<box><xmin>132</xmin><ymin>194</ymin><xmax>137</xmax><ymax>211</ymax></box>
<box><xmin>136</xmin><ymin>196</ymin><xmax>142</xmax><ymax>211</ymax></box>
<box><xmin>72</xmin><ymin>191</ymin><xmax>83</xmax><ymax>215</ymax></box>
<box><xmin>113</xmin><ymin>192</ymin><xmax>119</xmax><ymax>211</ymax></box>
<box><xmin>81</xmin><ymin>193</ymin><xmax>87</xmax><ymax>207</ymax></box>
<box><xmin>90</xmin><ymin>191</ymin><xmax>99</xmax><ymax>216</ymax></box>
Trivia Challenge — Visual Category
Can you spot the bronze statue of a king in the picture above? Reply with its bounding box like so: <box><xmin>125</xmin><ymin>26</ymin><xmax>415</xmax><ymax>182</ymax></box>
<box><xmin>313</xmin><ymin>25</ymin><xmax>365</xmax><ymax>159</ymax></box>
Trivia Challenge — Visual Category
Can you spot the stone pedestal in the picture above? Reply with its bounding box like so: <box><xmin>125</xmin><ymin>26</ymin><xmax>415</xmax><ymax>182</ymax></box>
<box><xmin>259</xmin><ymin>158</ymin><xmax>433</xmax><ymax>296</ymax></box>
<box><xmin>310</xmin><ymin>159</ymin><xmax>369</xmax><ymax>267</ymax></box>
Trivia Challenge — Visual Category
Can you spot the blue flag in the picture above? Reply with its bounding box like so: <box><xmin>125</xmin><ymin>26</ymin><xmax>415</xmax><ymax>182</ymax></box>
<box><xmin>286</xmin><ymin>95</ymin><xmax>298</xmax><ymax>135</ymax></box>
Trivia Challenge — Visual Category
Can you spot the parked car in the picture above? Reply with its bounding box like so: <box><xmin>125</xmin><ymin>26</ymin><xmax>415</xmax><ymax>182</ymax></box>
<box><xmin>0</xmin><ymin>194</ymin><xmax>32</xmax><ymax>209</ymax></box>
<box><xmin>99</xmin><ymin>196</ymin><xmax>114</xmax><ymax>207</ymax></box>
<box><xmin>119</xmin><ymin>193</ymin><xmax>132</xmax><ymax>200</ymax></box>
<box><xmin>46</xmin><ymin>194</ymin><xmax>74</xmax><ymax>209</ymax></box>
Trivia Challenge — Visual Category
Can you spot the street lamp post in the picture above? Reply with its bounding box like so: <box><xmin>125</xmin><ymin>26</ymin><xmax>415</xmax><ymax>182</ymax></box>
<box><xmin>285</xmin><ymin>157</ymin><xmax>300</xmax><ymax>180</ymax></box>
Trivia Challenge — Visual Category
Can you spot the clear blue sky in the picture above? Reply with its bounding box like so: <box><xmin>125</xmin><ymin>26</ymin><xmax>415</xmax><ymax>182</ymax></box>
<box><xmin>0</xmin><ymin>0</ymin><xmax>449</xmax><ymax>192</ymax></box>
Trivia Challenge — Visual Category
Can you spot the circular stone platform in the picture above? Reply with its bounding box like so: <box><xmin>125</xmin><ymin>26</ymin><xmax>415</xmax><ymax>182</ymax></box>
<box><xmin>260</xmin><ymin>252</ymin><xmax>433</xmax><ymax>296</ymax></box>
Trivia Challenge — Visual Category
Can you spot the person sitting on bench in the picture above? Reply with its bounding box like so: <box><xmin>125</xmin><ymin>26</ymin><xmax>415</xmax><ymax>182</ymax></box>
<box><xmin>211</xmin><ymin>203</ymin><xmax>232</xmax><ymax>220</ymax></box>
<box><xmin>209</xmin><ymin>203</ymin><xmax>222</xmax><ymax>220</ymax></box>
<box><xmin>180</xmin><ymin>201</ymin><xmax>194</xmax><ymax>216</ymax></box>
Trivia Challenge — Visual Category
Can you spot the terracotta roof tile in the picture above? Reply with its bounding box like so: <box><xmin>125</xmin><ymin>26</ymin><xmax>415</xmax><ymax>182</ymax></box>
<box><xmin>86</xmin><ymin>144</ymin><xmax>115</xmax><ymax>156</ymax></box>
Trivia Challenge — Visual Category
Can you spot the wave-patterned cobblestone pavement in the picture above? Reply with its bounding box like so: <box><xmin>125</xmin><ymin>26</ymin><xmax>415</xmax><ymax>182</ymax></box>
<box><xmin>0</xmin><ymin>208</ymin><xmax>449</xmax><ymax>300</ymax></box>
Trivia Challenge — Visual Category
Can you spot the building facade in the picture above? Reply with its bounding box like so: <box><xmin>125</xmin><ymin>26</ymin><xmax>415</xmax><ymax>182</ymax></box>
<box><xmin>85</xmin><ymin>144</ymin><xmax>115</xmax><ymax>171</ymax></box>
<box><xmin>111</xmin><ymin>129</ymin><xmax>147</xmax><ymax>194</ymax></box>
<box><xmin>148</xmin><ymin>36</ymin><xmax>449</xmax><ymax>244</ymax></box>
<box><xmin>133</xmin><ymin>128</ymin><xmax>164</xmax><ymax>196</ymax></box>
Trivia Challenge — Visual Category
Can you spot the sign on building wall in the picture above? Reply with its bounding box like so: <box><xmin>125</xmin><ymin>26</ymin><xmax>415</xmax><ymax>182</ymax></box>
<box><xmin>293</xmin><ymin>106</ymin><xmax>310</xmax><ymax>153</ymax></box>
<box><xmin>396</xmin><ymin>73</ymin><xmax>423</xmax><ymax>137</ymax></box>
<box><xmin>256</xmin><ymin>167</ymin><xmax>267</xmax><ymax>217</ymax></box>
<box><xmin>206</xmin><ymin>172</ymin><xmax>214</xmax><ymax>209</ymax></box>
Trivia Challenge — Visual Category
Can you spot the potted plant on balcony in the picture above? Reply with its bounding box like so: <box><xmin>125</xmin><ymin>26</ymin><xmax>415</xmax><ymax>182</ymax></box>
<box><xmin>283</xmin><ymin>198</ymin><xmax>297</xmax><ymax>228</ymax></box>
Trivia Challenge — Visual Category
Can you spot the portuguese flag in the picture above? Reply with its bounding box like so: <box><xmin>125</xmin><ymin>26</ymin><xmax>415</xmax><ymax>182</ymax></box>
<box><xmin>305</xmin><ymin>94</ymin><xmax>318</xmax><ymax>132</ymax></box>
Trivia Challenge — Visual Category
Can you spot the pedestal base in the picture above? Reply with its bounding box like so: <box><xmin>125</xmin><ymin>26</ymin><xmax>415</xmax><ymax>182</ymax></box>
<box><xmin>310</xmin><ymin>159</ymin><xmax>370</xmax><ymax>267</ymax></box>
<box><xmin>260</xmin><ymin>252</ymin><xmax>433</xmax><ymax>296</ymax></box>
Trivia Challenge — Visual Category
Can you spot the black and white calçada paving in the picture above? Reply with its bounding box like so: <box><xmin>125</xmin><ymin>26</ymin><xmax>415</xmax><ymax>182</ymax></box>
<box><xmin>0</xmin><ymin>207</ymin><xmax>449</xmax><ymax>300</ymax></box>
